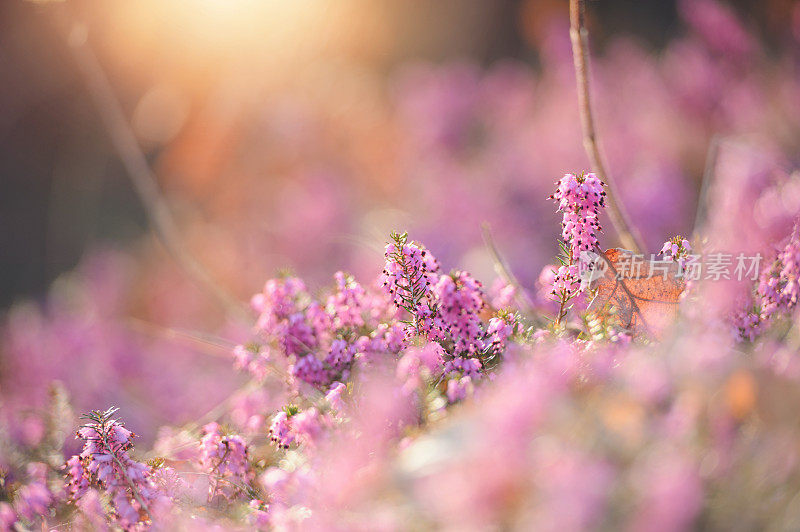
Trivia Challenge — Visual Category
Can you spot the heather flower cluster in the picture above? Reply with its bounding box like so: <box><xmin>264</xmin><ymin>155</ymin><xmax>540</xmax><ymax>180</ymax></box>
<box><xmin>660</xmin><ymin>235</ymin><xmax>692</xmax><ymax>264</ymax></box>
<box><xmin>9</xmin><ymin>214</ymin><xmax>800</xmax><ymax>530</ymax></box>
<box><xmin>5</xmin><ymin>1</ymin><xmax>800</xmax><ymax>529</ymax></box>
<box><xmin>245</xmin><ymin>231</ymin><xmax>518</xmax><ymax>461</ymax></box>
<box><xmin>64</xmin><ymin>407</ymin><xmax>168</xmax><ymax>530</ymax></box>
<box><xmin>549</xmin><ymin>172</ymin><xmax>606</xmax><ymax>258</ymax></box>
<box><xmin>380</xmin><ymin>232</ymin><xmax>517</xmax><ymax>397</ymax></box>
<box><xmin>734</xmin><ymin>224</ymin><xmax>800</xmax><ymax>340</ymax></box>
<box><xmin>0</xmin><ymin>463</ymin><xmax>55</xmax><ymax>529</ymax></box>
<box><xmin>199</xmin><ymin>422</ymin><xmax>250</xmax><ymax>497</ymax></box>
<box><xmin>268</xmin><ymin>405</ymin><xmax>326</xmax><ymax>450</ymax></box>
<box><xmin>243</xmin><ymin>270</ymin><xmax>399</xmax><ymax>391</ymax></box>
<box><xmin>758</xmin><ymin>225</ymin><xmax>800</xmax><ymax>321</ymax></box>
<box><xmin>382</xmin><ymin>231</ymin><xmax>441</xmax><ymax>337</ymax></box>
<box><xmin>546</xmin><ymin>172</ymin><xmax>608</xmax><ymax>325</ymax></box>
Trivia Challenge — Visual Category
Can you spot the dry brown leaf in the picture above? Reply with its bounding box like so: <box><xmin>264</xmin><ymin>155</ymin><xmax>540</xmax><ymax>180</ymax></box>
<box><xmin>588</xmin><ymin>248</ymin><xmax>685</xmax><ymax>338</ymax></box>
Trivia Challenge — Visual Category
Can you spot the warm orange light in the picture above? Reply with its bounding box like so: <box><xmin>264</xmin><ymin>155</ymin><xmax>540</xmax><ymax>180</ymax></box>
<box><xmin>98</xmin><ymin>0</ymin><xmax>392</xmax><ymax>92</ymax></box>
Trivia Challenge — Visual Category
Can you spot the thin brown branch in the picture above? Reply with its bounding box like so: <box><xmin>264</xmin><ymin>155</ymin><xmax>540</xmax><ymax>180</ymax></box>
<box><xmin>480</xmin><ymin>223</ymin><xmax>536</xmax><ymax>315</ymax></box>
<box><xmin>691</xmin><ymin>135</ymin><xmax>722</xmax><ymax>241</ymax></box>
<box><xmin>569</xmin><ymin>0</ymin><xmax>644</xmax><ymax>254</ymax></box>
<box><xmin>125</xmin><ymin>318</ymin><xmax>237</xmax><ymax>358</ymax></box>
<box><xmin>63</xmin><ymin>22</ymin><xmax>250</xmax><ymax>322</ymax></box>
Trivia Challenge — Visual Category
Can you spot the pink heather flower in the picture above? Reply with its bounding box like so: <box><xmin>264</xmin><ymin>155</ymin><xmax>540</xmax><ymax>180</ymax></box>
<box><xmin>397</xmin><ymin>342</ymin><xmax>445</xmax><ymax>394</ymax></box>
<box><xmin>251</xmin><ymin>277</ymin><xmax>319</xmax><ymax>357</ymax></box>
<box><xmin>279</xmin><ymin>313</ymin><xmax>318</xmax><ymax>357</ymax></box>
<box><xmin>327</xmin><ymin>271</ymin><xmax>367</xmax><ymax>329</ymax></box>
<box><xmin>358</xmin><ymin>322</ymin><xmax>407</xmax><ymax>358</ymax></box>
<box><xmin>489</xmin><ymin>277</ymin><xmax>516</xmax><ymax>309</ymax></box>
<box><xmin>731</xmin><ymin>306</ymin><xmax>760</xmax><ymax>342</ymax></box>
<box><xmin>443</xmin><ymin>356</ymin><xmax>482</xmax><ymax>379</ymax></box>
<box><xmin>548</xmin><ymin>172</ymin><xmax>606</xmax><ymax>258</ymax></box>
<box><xmin>759</xmin><ymin>225</ymin><xmax>800</xmax><ymax>321</ymax></box>
<box><xmin>0</xmin><ymin>503</ymin><xmax>16</xmax><ymax>530</ymax></box>
<box><xmin>306</xmin><ymin>300</ymin><xmax>333</xmax><ymax>340</ymax></box>
<box><xmin>199</xmin><ymin>422</ymin><xmax>250</xmax><ymax>493</ymax></box>
<box><xmin>660</xmin><ymin>235</ymin><xmax>692</xmax><ymax>266</ymax></box>
<box><xmin>485</xmin><ymin>315</ymin><xmax>515</xmax><ymax>353</ymax></box>
<box><xmin>446</xmin><ymin>375</ymin><xmax>474</xmax><ymax>402</ymax></box>
<box><xmin>252</xmin><ymin>277</ymin><xmax>308</xmax><ymax>330</ymax></box>
<box><xmin>535</xmin><ymin>265</ymin><xmax>560</xmax><ymax>312</ymax></box>
<box><xmin>269</xmin><ymin>411</ymin><xmax>296</xmax><ymax>449</ymax></box>
<box><xmin>324</xmin><ymin>339</ymin><xmax>357</xmax><ymax>376</ymax></box>
<box><xmin>552</xmin><ymin>264</ymin><xmax>582</xmax><ymax>299</ymax></box>
<box><xmin>382</xmin><ymin>232</ymin><xmax>441</xmax><ymax>337</ymax></box>
<box><xmin>199</xmin><ymin>423</ymin><xmax>250</xmax><ymax>498</ymax></box>
<box><xmin>292</xmin><ymin>408</ymin><xmax>323</xmax><ymax>447</ymax></box>
<box><xmin>325</xmin><ymin>382</ymin><xmax>347</xmax><ymax>412</ymax></box>
<box><xmin>232</xmin><ymin>343</ymin><xmax>272</xmax><ymax>381</ymax></box>
<box><xmin>433</xmin><ymin>271</ymin><xmax>486</xmax><ymax>354</ymax></box>
<box><xmin>65</xmin><ymin>407</ymin><xmax>163</xmax><ymax>530</ymax></box>
<box><xmin>291</xmin><ymin>354</ymin><xmax>330</xmax><ymax>387</ymax></box>
<box><xmin>248</xmin><ymin>499</ymin><xmax>271</xmax><ymax>528</ymax></box>
<box><xmin>268</xmin><ymin>407</ymin><xmax>324</xmax><ymax>449</ymax></box>
<box><xmin>232</xmin><ymin>343</ymin><xmax>253</xmax><ymax>368</ymax></box>
<box><xmin>65</xmin><ymin>454</ymin><xmax>89</xmax><ymax>499</ymax></box>
<box><xmin>743</xmin><ymin>224</ymin><xmax>800</xmax><ymax>338</ymax></box>
<box><xmin>14</xmin><ymin>463</ymin><xmax>53</xmax><ymax>521</ymax></box>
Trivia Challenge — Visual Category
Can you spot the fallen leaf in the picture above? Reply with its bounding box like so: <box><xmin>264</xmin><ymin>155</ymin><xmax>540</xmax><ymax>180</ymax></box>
<box><xmin>587</xmin><ymin>248</ymin><xmax>685</xmax><ymax>338</ymax></box>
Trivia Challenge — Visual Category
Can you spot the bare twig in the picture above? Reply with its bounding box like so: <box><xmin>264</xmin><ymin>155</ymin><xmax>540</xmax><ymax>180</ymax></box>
<box><xmin>691</xmin><ymin>135</ymin><xmax>721</xmax><ymax>241</ymax></box>
<box><xmin>63</xmin><ymin>22</ymin><xmax>250</xmax><ymax>322</ymax></box>
<box><xmin>480</xmin><ymin>223</ymin><xmax>536</xmax><ymax>314</ymax></box>
<box><xmin>569</xmin><ymin>0</ymin><xmax>644</xmax><ymax>254</ymax></box>
<box><xmin>126</xmin><ymin>318</ymin><xmax>238</xmax><ymax>359</ymax></box>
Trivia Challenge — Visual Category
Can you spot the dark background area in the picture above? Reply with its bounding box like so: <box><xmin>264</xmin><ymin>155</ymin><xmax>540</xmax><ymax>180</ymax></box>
<box><xmin>0</xmin><ymin>0</ymin><xmax>795</xmax><ymax>307</ymax></box>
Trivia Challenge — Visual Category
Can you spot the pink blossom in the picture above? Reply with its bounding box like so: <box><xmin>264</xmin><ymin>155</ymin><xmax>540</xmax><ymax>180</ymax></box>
<box><xmin>64</xmin><ymin>407</ymin><xmax>166</xmax><ymax>530</ymax></box>
<box><xmin>397</xmin><ymin>342</ymin><xmax>445</xmax><ymax>394</ymax></box>
<box><xmin>327</xmin><ymin>271</ymin><xmax>367</xmax><ymax>329</ymax></box>
<box><xmin>660</xmin><ymin>235</ymin><xmax>692</xmax><ymax>267</ymax></box>
<box><xmin>432</xmin><ymin>271</ymin><xmax>486</xmax><ymax>354</ymax></box>
<box><xmin>381</xmin><ymin>232</ymin><xmax>441</xmax><ymax>338</ymax></box>
<box><xmin>446</xmin><ymin>375</ymin><xmax>474</xmax><ymax>402</ymax></box>
<box><xmin>489</xmin><ymin>278</ymin><xmax>516</xmax><ymax>309</ymax></box>
<box><xmin>548</xmin><ymin>172</ymin><xmax>606</xmax><ymax>258</ymax></box>
<box><xmin>291</xmin><ymin>354</ymin><xmax>329</xmax><ymax>387</ymax></box>
<box><xmin>325</xmin><ymin>382</ymin><xmax>347</xmax><ymax>412</ymax></box>
<box><xmin>292</xmin><ymin>408</ymin><xmax>323</xmax><ymax>446</ymax></box>
<box><xmin>199</xmin><ymin>422</ymin><xmax>249</xmax><ymax>480</ymax></box>
<box><xmin>269</xmin><ymin>411</ymin><xmax>295</xmax><ymax>449</ymax></box>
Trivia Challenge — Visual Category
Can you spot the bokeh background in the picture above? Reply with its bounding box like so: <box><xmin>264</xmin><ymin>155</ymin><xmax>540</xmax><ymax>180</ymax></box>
<box><xmin>3</xmin><ymin>0</ymin><xmax>800</xmax><ymax>442</ymax></box>
<box><xmin>2</xmin><ymin>0</ymin><xmax>799</xmax><ymax>306</ymax></box>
